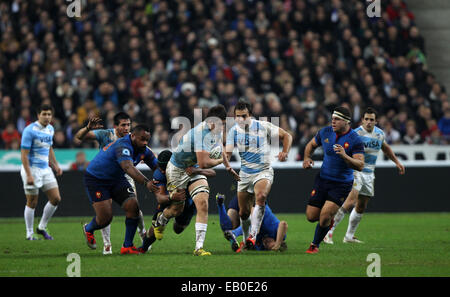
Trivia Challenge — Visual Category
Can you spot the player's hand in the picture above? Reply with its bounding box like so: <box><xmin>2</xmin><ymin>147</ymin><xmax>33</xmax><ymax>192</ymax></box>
<box><xmin>397</xmin><ymin>163</ymin><xmax>405</xmax><ymax>175</ymax></box>
<box><xmin>277</xmin><ymin>151</ymin><xmax>288</xmax><ymax>162</ymax></box>
<box><xmin>185</xmin><ymin>167</ymin><xmax>196</xmax><ymax>176</ymax></box>
<box><xmin>146</xmin><ymin>180</ymin><xmax>159</xmax><ymax>192</ymax></box>
<box><xmin>87</xmin><ymin>117</ymin><xmax>103</xmax><ymax>130</ymax></box>
<box><xmin>333</xmin><ymin>144</ymin><xmax>346</xmax><ymax>157</ymax></box>
<box><xmin>26</xmin><ymin>175</ymin><xmax>35</xmax><ymax>185</ymax></box>
<box><xmin>170</xmin><ymin>189</ymin><xmax>186</xmax><ymax>202</ymax></box>
<box><xmin>303</xmin><ymin>158</ymin><xmax>314</xmax><ymax>169</ymax></box>
<box><xmin>54</xmin><ymin>165</ymin><xmax>63</xmax><ymax>176</ymax></box>
<box><xmin>227</xmin><ymin>167</ymin><xmax>240</xmax><ymax>181</ymax></box>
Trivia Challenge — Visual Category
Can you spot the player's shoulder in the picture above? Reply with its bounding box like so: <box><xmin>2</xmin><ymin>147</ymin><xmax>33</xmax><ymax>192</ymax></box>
<box><xmin>153</xmin><ymin>168</ymin><xmax>166</xmax><ymax>181</ymax></box>
<box><xmin>22</xmin><ymin>122</ymin><xmax>36</xmax><ymax>133</ymax></box>
<box><xmin>373</xmin><ymin>126</ymin><xmax>385</xmax><ymax>136</ymax></box>
<box><xmin>320</xmin><ymin>126</ymin><xmax>333</xmax><ymax>135</ymax></box>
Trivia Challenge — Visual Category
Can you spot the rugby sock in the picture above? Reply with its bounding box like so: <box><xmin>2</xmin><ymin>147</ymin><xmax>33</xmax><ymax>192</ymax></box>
<box><xmin>101</xmin><ymin>224</ymin><xmax>111</xmax><ymax>245</ymax></box>
<box><xmin>240</xmin><ymin>217</ymin><xmax>251</xmax><ymax>240</ymax></box>
<box><xmin>157</xmin><ymin>212</ymin><xmax>169</xmax><ymax>226</ymax></box>
<box><xmin>232</xmin><ymin>226</ymin><xmax>243</xmax><ymax>238</ymax></box>
<box><xmin>346</xmin><ymin>209</ymin><xmax>363</xmax><ymax>239</ymax></box>
<box><xmin>38</xmin><ymin>201</ymin><xmax>58</xmax><ymax>230</ymax></box>
<box><xmin>24</xmin><ymin>206</ymin><xmax>35</xmax><ymax>237</ymax></box>
<box><xmin>137</xmin><ymin>210</ymin><xmax>145</xmax><ymax>234</ymax></box>
<box><xmin>141</xmin><ymin>233</ymin><xmax>156</xmax><ymax>251</ymax></box>
<box><xmin>250</xmin><ymin>204</ymin><xmax>265</xmax><ymax>238</ymax></box>
<box><xmin>195</xmin><ymin>223</ymin><xmax>208</xmax><ymax>250</ymax></box>
<box><xmin>85</xmin><ymin>216</ymin><xmax>104</xmax><ymax>233</ymax></box>
<box><xmin>312</xmin><ymin>223</ymin><xmax>332</xmax><ymax>247</ymax></box>
<box><xmin>123</xmin><ymin>217</ymin><xmax>139</xmax><ymax>247</ymax></box>
<box><xmin>217</xmin><ymin>203</ymin><xmax>233</xmax><ymax>231</ymax></box>
<box><xmin>329</xmin><ymin>207</ymin><xmax>347</xmax><ymax>235</ymax></box>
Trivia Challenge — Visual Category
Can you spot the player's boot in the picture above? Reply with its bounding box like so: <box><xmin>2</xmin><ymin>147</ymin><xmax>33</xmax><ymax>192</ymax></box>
<box><xmin>193</xmin><ymin>248</ymin><xmax>212</xmax><ymax>256</ymax></box>
<box><xmin>323</xmin><ymin>232</ymin><xmax>334</xmax><ymax>244</ymax></box>
<box><xmin>236</xmin><ymin>242</ymin><xmax>245</xmax><ymax>253</ymax></box>
<box><xmin>343</xmin><ymin>236</ymin><xmax>364</xmax><ymax>244</ymax></box>
<box><xmin>152</xmin><ymin>212</ymin><xmax>166</xmax><ymax>240</ymax></box>
<box><xmin>82</xmin><ymin>223</ymin><xmax>97</xmax><ymax>249</ymax></box>
<box><xmin>36</xmin><ymin>227</ymin><xmax>54</xmax><ymax>240</ymax></box>
<box><xmin>305</xmin><ymin>243</ymin><xmax>319</xmax><ymax>254</ymax></box>
<box><xmin>103</xmin><ymin>244</ymin><xmax>112</xmax><ymax>255</ymax></box>
<box><xmin>245</xmin><ymin>235</ymin><xmax>256</xmax><ymax>250</ymax></box>
<box><xmin>215</xmin><ymin>193</ymin><xmax>225</xmax><ymax>206</ymax></box>
<box><xmin>224</xmin><ymin>230</ymin><xmax>239</xmax><ymax>252</ymax></box>
<box><xmin>26</xmin><ymin>234</ymin><xmax>40</xmax><ymax>240</ymax></box>
<box><xmin>120</xmin><ymin>246</ymin><xmax>141</xmax><ymax>254</ymax></box>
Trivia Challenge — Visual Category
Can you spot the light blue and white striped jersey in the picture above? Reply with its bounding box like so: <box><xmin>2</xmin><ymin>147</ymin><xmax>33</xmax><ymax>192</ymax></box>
<box><xmin>20</xmin><ymin>121</ymin><xmax>54</xmax><ymax>169</ymax></box>
<box><xmin>170</xmin><ymin>122</ymin><xmax>222</xmax><ymax>169</ymax></box>
<box><xmin>354</xmin><ymin>125</ymin><xmax>385</xmax><ymax>174</ymax></box>
<box><xmin>226</xmin><ymin>119</ymin><xmax>278</xmax><ymax>174</ymax></box>
<box><xmin>93</xmin><ymin>128</ymin><xmax>118</xmax><ymax>149</ymax></box>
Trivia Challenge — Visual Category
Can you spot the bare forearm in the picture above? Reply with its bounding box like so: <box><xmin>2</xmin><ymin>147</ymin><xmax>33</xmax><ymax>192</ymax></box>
<box><xmin>122</xmin><ymin>164</ymin><xmax>149</xmax><ymax>185</ymax></box>
<box><xmin>342</xmin><ymin>154</ymin><xmax>364</xmax><ymax>171</ymax></box>
<box><xmin>49</xmin><ymin>148</ymin><xmax>58</xmax><ymax>168</ymax></box>
<box><xmin>383</xmin><ymin>145</ymin><xmax>400</xmax><ymax>165</ymax></box>
<box><xmin>21</xmin><ymin>153</ymin><xmax>32</xmax><ymax>176</ymax></box>
<box><xmin>275</xmin><ymin>222</ymin><xmax>287</xmax><ymax>247</ymax></box>
<box><xmin>74</xmin><ymin>126</ymin><xmax>90</xmax><ymax>143</ymax></box>
<box><xmin>304</xmin><ymin>142</ymin><xmax>316</xmax><ymax>159</ymax></box>
<box><xmin>281</xmin><ymin>133</ymin><xmax>293</xmax><ymax>154</ymax></box>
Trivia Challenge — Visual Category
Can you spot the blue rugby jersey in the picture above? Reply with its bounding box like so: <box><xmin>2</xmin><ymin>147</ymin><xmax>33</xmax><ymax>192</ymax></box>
<box><xmin>314</xmin><ymin>126</ymin><xmax>364</xmax><ymax>183</ymax></box>
<box><xmin>354</xmin><ymin>125</ymin><xmax>385</xmax><ymax>174</ymax></box>
<box><xmin>170</xmin><ymin>122</ymin><xmax>222</xmax><ymax>169</ymax></box>
<box><xmin>226</xmin><ymin>119</ymin><xmax>278</xmax><ymax>174</ymax></box>
<box><xmin>86</xmin><ymin>134</ymin><xmax>157</xmax><ymax>180</ymax></box>
<box><xmin>20</xmin><ymin>121</ymin><xmax>54</xmax><ymax>169</ymax></box>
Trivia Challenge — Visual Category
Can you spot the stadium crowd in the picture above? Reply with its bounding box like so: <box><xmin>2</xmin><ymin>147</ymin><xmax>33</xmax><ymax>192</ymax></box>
<box><xmin>0</xmin><ymin>0</ymin><xmax>449</xmax><ymax>158</ymax></box>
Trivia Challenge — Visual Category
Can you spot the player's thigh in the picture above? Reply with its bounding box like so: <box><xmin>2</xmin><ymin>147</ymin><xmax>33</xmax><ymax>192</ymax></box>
<box><xmin>122</xmin><ymin>197</ymin><xmax>140</xmax><ymax>217</ymax></box>
<box><xmin>320</xmin><ymin>200</ymin><xmax>340</xmax><ymax>226</ymax></box>
<box><xmin>342</xmin><ymin>187</ymin><xmax>358</xmax><ymax>211</ymax></box>
<box><xmin>237</xmin><ymin>191</ymin><xmax>253</xmax><ymax>219</ymax></box>
<box><xmin>92</xmin><ymin>199</ymin><xmax>113</xmax><ymax>224</ymax></box>
<box><xmin>188</xmin><ymin>179</ymin><xmax>209</xmax><ymax>211</ymax></box>
<box><xmin>253</xmin><ymin>178</ymin><xmax>272</xmax><ymax>204</ymax></box>
<box><xmin>306</xmin><ymin>204</ymin><xmax>321</xmax><ymax>222</ymax></box>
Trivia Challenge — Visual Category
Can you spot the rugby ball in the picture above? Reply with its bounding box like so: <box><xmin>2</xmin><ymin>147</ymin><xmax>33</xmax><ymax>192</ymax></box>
<box><xmin>209</xmin><ymin>145</ymin><xmax>222</xmax><ymax>159</ymax></box>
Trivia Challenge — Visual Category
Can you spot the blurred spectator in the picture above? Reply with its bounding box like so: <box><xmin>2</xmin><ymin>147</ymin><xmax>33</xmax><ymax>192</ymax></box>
<box><xmin>70</xmin><ymin>151</ymin><xmax>90</xmax><ymax>171</ymax></box>
<box><xmin>1</xmin><ymin>122</ymin><xmax>21</xmax><ymax>149</ymax></box>
<box><xmin>53</xmin><ymin>130</ymin><xmax>70</xmax><ymax>148</ymax></box>
<box><xmin>403</xmin><ymin>122</ymin><xmax>423</xmax><ymax>145</ymax></box>
<box><xmin>438</xmin><ymin>108</ymin><xmax>450</xmax><ymax>142</ymax></box>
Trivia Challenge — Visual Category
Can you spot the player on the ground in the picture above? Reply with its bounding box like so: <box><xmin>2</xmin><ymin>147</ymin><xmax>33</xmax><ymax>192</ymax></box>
<box><xmin>302</xmin><ymin>106</ymin><xmax>365</xmax><ymax>254</ymax></box>
<box><xmin>216</xmin><ymin>194</ymin><xmax>288</xmax><ymax>252</ymax></box>
<box><xmin>20</xmin><ymin>104</ymin><xmax>63</xmax><ymax>240</ymax></box>
<box><xmin>155</xmin><ymin>104</ymin><xmax>239</xmax><ymax>256</ymax></box>
<box><xmin>323</xmin><ymin>107</ymin><xmax>405</xmax><ymax>244</ymax></box>
<box><xmin>74</xmin><ymin>112</ymin><xmax>147</xmax><ymax>254</ymax></box>
<box><xmin>82</xmin><ymin>124</ymin><xmax>159</xmax><ymax>254</ymax></box>
<box><xmin>225</xmin><ymin>100</ymin><xmax>292</xmax><ymax>250</ymax></box>
<box><xmin>139</xmin><ymin>150</ymin><xmax>216</xmax><ymax>253</ymax></box>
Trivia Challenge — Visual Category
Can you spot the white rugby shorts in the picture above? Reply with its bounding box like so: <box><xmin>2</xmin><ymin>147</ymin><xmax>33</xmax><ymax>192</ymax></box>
<box><xmin>20</xmin><ymin>166</ymin><xmax>58</xmax><ymax>195</ymax></box>
<box><xmin>237</xmin><ymin>167</ymin><xmax>274</xmax><ymax>194</ymax></box>
<box><xmin>353</xmin><ymin>171</ymin><xmax>375</xmax><ymax>197</ymax></box>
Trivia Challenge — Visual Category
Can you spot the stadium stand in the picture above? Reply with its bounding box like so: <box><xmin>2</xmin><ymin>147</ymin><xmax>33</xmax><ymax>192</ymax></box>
<box><xmin>0</xmin><ymin>0</ymin><xmax>448</xmax><ymax>157</ymax></box>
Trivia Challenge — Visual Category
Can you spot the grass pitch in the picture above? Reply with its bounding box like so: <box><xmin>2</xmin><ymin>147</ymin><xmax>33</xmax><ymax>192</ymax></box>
<box><xmin>0</xmin><ymin>213</ymin><xmax>449</xmax><ymax>277</ymax></box>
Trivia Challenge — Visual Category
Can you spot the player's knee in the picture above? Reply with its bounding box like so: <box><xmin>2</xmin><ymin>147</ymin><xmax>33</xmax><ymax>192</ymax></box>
<box><xmin>97</xmin><ymin>215</ymin><xmax>112</xmax><ymax>227</ymax></box>
<box><xmin>194</xmin><ymin>197</ymin><xmax>208</xmax><ymax>212</ymax></box>
<box><xmin>319</xmin><ymin>216</ymin><xmax>332</xmax><ymax>228</ymax></box>
<box><xmin>255</xmin><ymin>192</ymin><xmax>267</xmax><ymax>203</ymax></box>
<box><xmin>280</xmin><ymin>220</ymin><xmax>288</xmax><ymax>229</ymax></box>
<box><xmin>50</xmin><ymin>196</ymin><xmax>61</xmax><ymax>206</ymax></box>
<box><xmin>239</xmin><ymin>210</ymin><xmax>250</xmax><ymax>220</ymax></box>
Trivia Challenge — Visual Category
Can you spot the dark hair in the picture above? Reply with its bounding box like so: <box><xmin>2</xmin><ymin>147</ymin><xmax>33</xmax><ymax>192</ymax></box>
<box><xmin>157</xmin><ymin>150</ymin><xmax>172</xmax><ymax>170</ymax></box>
<box><xmin>363</xmin><ymin>107</ymin><xmax>378</xmax><ymax>119</ymax></box>
<box><xmin>234</xmin><ymin>100</ymin><xmax>252</xmax><ymax>115</ymax></box>
<box><xmin>37</xmin><ymin>104</ymin><xmax>54</xmax><ymax>115</ymax></box>
<box><xmin>333</xmin><ymin>106</ymin><xmax>352</xmax><ymax>122</ymax></box>
<box><xmin>206</xmin><ymin>104</ymin><xmax>227</xmax><ymax>120</ymax></box>
<box><xmin>132</xmin><ymin>124</ymin><xmax>150</xmax><ymax>134</ymax></box>
<box><xmin>114</xmin><ymin>112</ymin><xmax>131</xmax><ymax>125</ymax></box>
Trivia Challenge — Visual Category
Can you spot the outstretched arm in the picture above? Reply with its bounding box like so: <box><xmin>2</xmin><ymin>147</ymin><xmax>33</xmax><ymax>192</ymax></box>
<box><xmin>303</xmin><ymin>138</ymin><xmax>319</xmax><ymax>169</ymax></box>
<box><xmin>73</xmin><ymin>117</ymin><xmax>103</xmax><ymax>145</ymax></box>
<box><xmin>382</xmin><ymin>142</ymin><xmax>405</xmax><ymax>175</ymax></box>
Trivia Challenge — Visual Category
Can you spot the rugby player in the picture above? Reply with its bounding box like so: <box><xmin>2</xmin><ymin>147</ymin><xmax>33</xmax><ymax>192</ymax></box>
<box><xmin>81</xmin><ymin>125</ymin><xmax>159</xmax><ymax>254</ymax></box>
<box><xmin>302</xmin><ymin>106</ymin><xmax>365</xmax><ymax>254</ymax></box>
<box><xmin>225</xmin><ymin>100</ymin><xmax>292</xmax><ymax>250</ymax></box>
<box><xmin>139</xmin><ymin>150</ymin><xmax>216</xmax><ymax>253</ymax></box>
<box><xmin>323</xmin><ymin>107</ymin><xmax>405</xmax><ymax>244</ymax></box>
<box><xmin>74</xmin><ymin>112</ymin><xmax>147</xmax><ymax>254</ymax></box>
<box><xmin>216</xmin><ymin>194</ymin><xmax>288</xmax><ymax>252</ymax></box>
<box><xmin>155</xmin><ymin>105</ymin><xmax>239</xmax><ymax>256</ymax></box>
<box><xmin>20</xmin><ymin>104</ymin><xmax>63</xmax><ymax>240</ymax></box>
